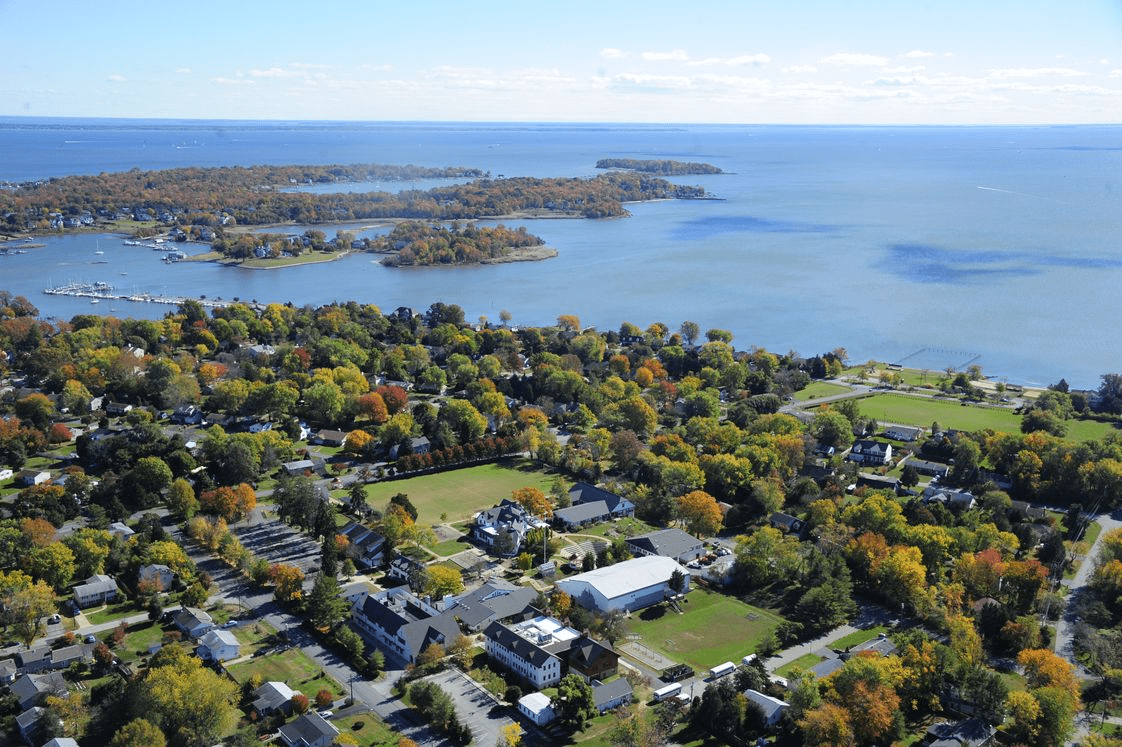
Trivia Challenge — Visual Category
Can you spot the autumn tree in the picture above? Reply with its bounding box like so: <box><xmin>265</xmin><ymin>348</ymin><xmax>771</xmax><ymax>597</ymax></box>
<box><xmin>131</xmin><ymin>645</ymin><xmax>239</xmax><ymax>745</ymax></box>
<box><xmin>676</xmin><ymin>490</ymin><xmax>723</xmax><ymax>537</ymax></box>
<box><xmin>511</xmin><ymin>486</ymin><xmax>553</xmax><ymax>518</ymax></box>
<box><xmin>108</xmin><ymin>718</ymin><xmax>167</xmax><ymax>747</ymax></box>
<box><xmin>424</xmin><ymin>565</ymin><xmax>465</xmax><ymax>599</ymax></box>
<box><xmin>269</xmin><ymin>563</ymin><xmax>304</xmax><ymax>602</ymax></box>
<box><xmin>7</xmin><ymin>579</ymin><xmax>56</xmax><ymax>646</ymax></box>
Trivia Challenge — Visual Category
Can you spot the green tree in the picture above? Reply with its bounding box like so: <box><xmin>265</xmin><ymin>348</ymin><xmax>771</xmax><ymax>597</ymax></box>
<box><xmin>7</xmin><ymin>579</ymin><xmax>56</xmax><ymax>647</ymax></box>
<box><xmin>552</xmin><ymin>674</ymin><xmax>596</xmax><ymax>730</ymax></box>
<box><xmin>307</xmin><ymin>574</ymin><xmax>349</xmax><ymax>629</ymax></box>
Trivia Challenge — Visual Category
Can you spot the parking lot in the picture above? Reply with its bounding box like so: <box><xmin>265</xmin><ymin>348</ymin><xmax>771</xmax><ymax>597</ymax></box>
<box><xmin>232</xmin><ymin>510</ymin><xmax>322</xmax><ymax>577</ymax></box>
<box><xmin>420</xmin><ymin>669</ymin><xmax>517</xmax><ymax>747</ymax></box>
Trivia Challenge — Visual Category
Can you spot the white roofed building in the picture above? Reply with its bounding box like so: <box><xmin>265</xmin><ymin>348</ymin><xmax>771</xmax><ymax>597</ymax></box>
<box><xmin>555</xmin><ymin>555</ymin><xmax>690</xmax><ymax>612</ymax></box>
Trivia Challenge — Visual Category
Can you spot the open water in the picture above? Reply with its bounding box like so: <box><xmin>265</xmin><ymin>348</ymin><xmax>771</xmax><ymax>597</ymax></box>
<box><xmin>1</xmin><ymin>118</ymin><xmax>1120</xmax><ymax>388</ymax></box>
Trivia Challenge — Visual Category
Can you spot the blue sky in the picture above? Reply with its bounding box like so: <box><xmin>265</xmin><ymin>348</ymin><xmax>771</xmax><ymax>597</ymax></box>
<box><xmin>3</xmin><ymin>0</ymin><xmax>1122</xmax><ymax>123</ymax></box>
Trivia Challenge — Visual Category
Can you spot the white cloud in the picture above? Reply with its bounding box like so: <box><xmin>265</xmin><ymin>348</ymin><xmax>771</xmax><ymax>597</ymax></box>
<box><xmin>989</xmin><ymin>67</ymin><xmax>1087</xmax><ymax>79</ymax></box>
<box><xmin>688</xmin><ymin>54</ymin><xmax>770</xmax><ymax>67</ymax></box>
<box><xmin>882</xmin><ymin>66</ymin><xmax>926</xmax><ymax>74</ymax></box>
<box><xmin>250</xmin><ymin>67</ymin><xmax>300</xmax><ymax>79</ymax></box>
<box><xmin>107</xmin><ymin>74</ymin><xmax>125</xmax><ymax>82</ymax></box>
<box><xmin>820</xmin><ymin>53</ymin><xmax>889</xmax><ymax>67</ymax></box>
<box><xmin>600</xmin><ymin>48</ymin><xmax>625</xmax><ymax>59</ymax></box>
<box><xmin>1111</xmin><ymin>69</ymin><xmax>1122</xmax><ymax>78</ymax></box>
<box><xmin>213</xmin><ymin>77</ymin><xmax>254</xmax><ymax>86</ymax></box>
<box><xmin>611</xmin><ymin>72</ymin><xmax>693</xmax><ymax>91</ymax></box>
<box><xmin>782</xmin><ymin>65</ymin><xmax>818</xmax><ymax>74</ymax></box>
<box><xmin>175</xmin><ymin>68</ymin><xmax>192</xmax><ymax>75</ymax></box>
<box><xmin>903</xmin><ymin>50</ymin><xmax>934</xmax><ymax>59</ymax></box>
<box><xmin>641</xmin><ymin>49</ymin><xmax>690</xmax><ymax>62</ymax></box>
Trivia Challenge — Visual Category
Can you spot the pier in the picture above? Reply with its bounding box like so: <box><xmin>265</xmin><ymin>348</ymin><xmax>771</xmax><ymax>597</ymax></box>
<box><xmin>42</xmin><ymin>282</ymin><xmax>263</xmax><ymax>310</ymax></box>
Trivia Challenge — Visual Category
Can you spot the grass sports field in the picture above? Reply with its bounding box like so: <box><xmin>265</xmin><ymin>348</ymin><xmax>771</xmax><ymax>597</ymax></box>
<box><xmin>794</xmin><ymin>381</ymin><xmax>852</xmax><ymax>401</ymax></box>
<box><xmin>859</xmin><ymin>393</ymin><xmax>1116</xmax><ymax>442</ymax></box>
<box><xmin>361</xmin><ymin>458</ymin><xmax>556</xmax><ymax>524</ymax></box>
<box><xmin>627</xmin><ymin>589</ymin><xmax>784</xmax><ymax>672</ymax></box>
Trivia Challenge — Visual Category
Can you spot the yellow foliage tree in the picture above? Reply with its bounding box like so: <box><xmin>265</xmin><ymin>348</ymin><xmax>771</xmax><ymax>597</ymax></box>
<box><xmin>676</xmin><ymin>490</ymin><xmax>723</xmax><ymax>537</ymax></box>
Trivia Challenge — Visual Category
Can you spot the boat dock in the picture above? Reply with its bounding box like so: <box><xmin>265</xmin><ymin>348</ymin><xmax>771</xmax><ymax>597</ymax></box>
<box><xmin>42</xmin><ymin>282</ymin><xmax>263</xmax><ymax>310</ymax></box>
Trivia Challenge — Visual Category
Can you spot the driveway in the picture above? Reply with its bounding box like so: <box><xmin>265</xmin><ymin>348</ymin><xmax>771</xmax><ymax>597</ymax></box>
<box><xmin>420</xmin><ymin>669</ymin><xmax>517</xmax><ymax>747</ymax></box>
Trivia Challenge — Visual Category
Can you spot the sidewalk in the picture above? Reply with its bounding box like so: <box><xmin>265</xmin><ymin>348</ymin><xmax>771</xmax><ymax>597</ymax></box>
<box><xmin>765</xmin><ymin>623</ymin><xmax>861</xmax><ymax>672</ymax></box>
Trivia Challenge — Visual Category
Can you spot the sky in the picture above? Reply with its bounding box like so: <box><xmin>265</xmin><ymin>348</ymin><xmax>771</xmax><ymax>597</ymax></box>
<box><xmin>3</xmin><ymin>0</ymin><xmax>1122</xmax><ymax>124</ymax></box>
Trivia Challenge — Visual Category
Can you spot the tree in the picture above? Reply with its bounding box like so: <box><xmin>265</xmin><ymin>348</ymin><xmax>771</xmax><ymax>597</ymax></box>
<box><xmin>28</xmin><ymin>542</ymin><xmax>76</xmax><ymax>591</ymax></box>
<box><xmin>109</xmin><ymin>718</ymin><xmax>167</xmax><ymax>747</ymax></box>
<box><xmin>423</xmin><ymin>564</ymin><xmax>464</xmax><ymax>598</ymax></box>
<box><xmin>132</xmin><ymin>648</ymin><xmax>239</xmax><ymax>746</ymax></box>
<box><xmin>552</xmin><ymin>674</ymin><xmax>596</xmax><ymax>730</ymax></box>
<box><xmin>511</xmin><ymin>486</ymin><xmax>553</xmax><ymax>519</ymax></box>
<box><xmin>676</xmin><ymin>490</ymin><xmax>723</xmax><ymax>537</ymax></box>
<box><xmin>679</xmin><ymin>321</ymin><xmax>700</xmax><ymax>347</ymax></box>
<box><xmin>307</xmin><ymin>574</ymin><xmax>349</xmax><ymax>629</ymax></box>
<box><xmin>811</xmin><ymin>409</ymin><xmax>855</xmax><ymax>449</ymax></box>
<box><xmin>269</xmin><ymin>563</ymin><xmax>304</xmax><ymax>602</ymax></box>
<box><xmin>7</xmin><ymin>579</ymin><xmax>56</xmax><ymax>647</ymax></box>
<box><xmin>167</xmin><ymin>477</ymin><xmax>199</xmax><ymax>519</ymax></box>
<box><xmin>497</xmin><ymin>722</ymin><xmax>522</xmax><ymax>747</ymax></box>
<box><xmin>291</xmin><ymin>693</ymin><xmax>311</xmax><ymax>714</ymax></box>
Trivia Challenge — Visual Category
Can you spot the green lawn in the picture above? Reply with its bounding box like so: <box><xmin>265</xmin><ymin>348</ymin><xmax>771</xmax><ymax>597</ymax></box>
<box><xmin>794</xmin><ymin>381</ymin><xmax>853</xmax><ymax>402</ymax></box>
<box><xmin>775</xmin><ymin>652</ymin><xmax>824</xmax><ymax>678</ymax></box>
<box><xmin>85</xmin><ymin>599</ymin><xmax>140</xmax><ymax>626</ymax></box>
<box><xmin>116</xmin><ymin>621</ymin><xmax>165</xmax><ymax>662</ymax></box>
<box><xmin>228</xmin><ymin>646</ymin><xmax>345</xmax><ymax>699</ymax></box>
<box><xmin>627</xmin><ymin>589</ymin><xmax>785</xmax><ymax>672</ymax></box>
<box><xmin>579</xmin><ymin>516</ymin><xmax>658</xmax><ymax>539</ymax></box>
<box><xmin>330</xmin><ymin>713</ymin><xmax>400</xmax><ymax>746</ymax></box>
<box><xmin>830</xmin><ymin>625</ymin><xmax>888</xmax><ymax>649</ymax></box>
<box><xmin>860</xmin><ymin>393</ymin><xmax>1115</xmax><ymax>442</ymax></box>
<box><xmin>362</xmin><ymin>459</ymin><xmax>556</xmax><ymax>524</ymax></box>
<box><xmin>430</xmin><ymin>536</ymin><xmax>472</xmax><ymax>557</ymax></box>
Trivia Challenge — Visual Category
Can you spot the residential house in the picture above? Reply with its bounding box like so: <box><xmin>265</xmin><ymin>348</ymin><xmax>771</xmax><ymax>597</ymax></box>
<box><xmin>49</xmin><ymin>644</ymin><xmax>91</xmax><ymax>671</ymax></box>
<box><xmin>923</xmin><ymin>485</ymin><xmax>976</xmax><ymax>511</ymax></box>
<box><xmin>0</xmin><ymin>468</ymin><xmax>12</xmax><ymax>481</ymax></box>
<box><xmin>567</xmin><ymin>483</ymin><xmax>635</xmax><ymax>519</ymax></box>
<box><xmin>556</xmin><ymin>555</ymin><xmax>691</xmax><ymax>613</ymax></box>
<box><xmin>15</xmin><ymin>470</ymin><xmax>50</xmax><ymax>487</ymax></box>
<box><xmin>387</xmin><ymin>555</ymin><xmax>426</xmax><ymax>588</ymax></box>
<box><xmin>348</xmin><ymin>587</ymin><xmax>461</xmax><ymax>665</ymax></box>
<box><xmin>338</xmin><ymin>521</ymin><xmax>387</xmax><ymax>570</ymax></box>
<box><xmin>251</xmin><ymin>680</ymin><xmax>299</xmax><ymax>717</ymax></box>
<box><xmin>105</xmin><ymin>402</ymin><xmax>133</xmax><ymax>417</ymax></box>
<box><xmin>567</xmin><ymin>636</ymin><xmax>619</xmax><ymax>682</ymax></box>
<box><xmin>171</xmin><ymin>404</ymin><xmax>204</xmax><ymax>425</ymax></box>
<box><xmin>278</xmin><ymin>711</ymin><xmax>340</xmax><ymax>747</ymax></box>
<box><xmin>282</xmin><ymin>458</ymin><xmax>320</xmax><ymax>477</ymax></box>
<box><xmin>138</xmin><ymin>563</ymin><xmax>176</xmax><ymax>592</ymax></box>
<box><xmin>483</xmin><ymin>615</ymin><xmax>580</xmax><ymax>689</ymax></box>
<box><xmin>42</xmin><ymin>738</ymin><xmax>80</xmax><ymax>747</ymax></box>
<box><xmin>15</xmin><ymin>646</ymin><xmax>53</xmax><ymax>674</ymax></box>
<box><xmin>72</xmin><ymin>574</ymin><xmax>119</xmax><ymax>609</ymax></box>
<box><xmin>108</xmin><ymin>522</ymin><xmax>135</xmax><ymax>540</ymax></box>
<box><xmin>473</xmin><ymin>499</ymin><xmax>549</xmax><ymax>556</ymax></box>
<box><xmin>744</xmin><ymin>689</ymin><xmax>790</xmax><ymax>728</ymax></box>
<box><xmin>883</xmin><ymin>425</ymin><xmax>922</xmax><ymax>442</ymax></box>
<box><xmin>625</xmin><ymin>528</ymin><xmax>705</xmax><ymax>564</ymax></box>
<box><xmin>390</xmin><ymin>436</ymin><xmax>432</xmax><ymax>460</ymax></box>
<box><xmin>924</xmin><ymin>718</ymin><xmax>996</xmax><ymax>747</ymax></box>
<box><xmin>312</xmin><ymin>429</ymin><xmax>348</xmax><ymax>447</ymax></box>
<box><xmin>16</xmin><ymin>706</ymin><xmax>56</xmax><ymax>747</ymax></box>
<box><xmin>768</xmin><ymin>513</ymin><xmax>805</xmax><ymax>535</ymax></box>
<box><xmin>518</xmin><ymin>692</ymin><xmax>556</xmax><ymax>726</ymax></box>
<box><xmin>908</xmin><ymin>458</ymin><xmax>950</xmax><ymax>478</ymax></box>
<box><xmin>11</xmin><ymin>672</ymin><xmax>68</xmax><ymax>710</ymax></box>
<box><xmin>0</xmin><ymin>659</ymin><xmax>16</xmax><ymax>684</ymax></box>
<box><xmin>848</xmin><ymin>440</ymin><xmax>893</xmax><ymax>466</ymax></box>
<box><xmin>592</xmin><ymin>678</ymin><xmax>633</xmax><ymax>713</ymax></box>
<box><xmin>172</xmin><ymin>606</ymin><xmax>214</xmax><ymax>639</ymax></box>
<box><xmin>197</xmin><ymin>629</ymin><xmax>241</xmax><ymax>662</ymax></box>
<box><xmin>445</xmin><ymin>578</ymin><xmax>538</xmax><ymax>632</ymax></box>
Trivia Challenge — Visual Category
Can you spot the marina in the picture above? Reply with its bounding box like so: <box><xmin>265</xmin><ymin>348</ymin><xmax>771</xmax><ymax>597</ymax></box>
<box><xmin>42</xmin><ymin>281</ymin><xmax>261</xmax><ymax>310</ymax></box>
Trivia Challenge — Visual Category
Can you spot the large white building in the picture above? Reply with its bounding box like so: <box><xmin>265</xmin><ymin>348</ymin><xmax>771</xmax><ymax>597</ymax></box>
<box><xmin>484</xmin><ymin>615</ymin><xmax>579</xmax><ymax>689</ymax></box>
<box><xmin>555</xmin><ymin>555</ymin><xmax>691</xmax><ymax>612</ymax></box>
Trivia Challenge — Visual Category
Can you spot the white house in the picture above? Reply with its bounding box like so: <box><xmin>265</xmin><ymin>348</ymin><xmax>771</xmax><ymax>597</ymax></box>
<box><xmin>848</xmin><ymin>439</ymin><xmax>893</xmax><ymax>466</ymax></box>
<box><xmin>518</xmin><ymin>692</ymin><xmax>556</xmax><ymax>726</ymax></box>
<box><xmin>252</xmin><ymin>680</ymin><xmax>299</xmax><ymax>717</ymax></box>
<box><xmin>745</xmin><ymin>689</ymin><xmax>790</xmax><ymax>727</ymax></box>
<box><xmin>556</xmin><ymin>555</ymin><xmax>691</xmax><ymax>613</ymax></box>
<box><xmin>348</xmin><ymin>587</ymin><xmax>461</xmax><ymax>665</ymax></box>
<box><xmin>483</xmin><ymin>615</ymin><xmax>579</xmax><ymax>689</ymax></box>
<box><xmin>71</xmin><ymin>574</ymin><xmax>119</xmax><ymax>609</ymax></box>
<box><xmin>197</xmin><ymin>629</ymin><xmax>240</xmax><ymax>662</ymax></box>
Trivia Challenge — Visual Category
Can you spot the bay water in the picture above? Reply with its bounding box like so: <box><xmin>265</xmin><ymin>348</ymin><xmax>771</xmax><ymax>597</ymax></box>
<box><xmin>1</xmin><ymin>118</ymin><xmax>1120</xmax><ymax>388</ymax></box>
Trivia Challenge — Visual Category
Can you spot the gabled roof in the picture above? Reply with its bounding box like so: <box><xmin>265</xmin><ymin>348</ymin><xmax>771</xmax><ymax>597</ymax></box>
<box><xmin>278</xmin><ymin>711</ymin><xmax>339</xmax><ymax>745</ymax></box>
<box><xmin>252</xmin><ymin>680</ymin><xmax>297</xmax><ymax>713</ymax></box>
<box><xmin>593</xmin><ymin>678</ymin><xmax>633</xmax><ymax>709</ymax></box>
<box><xmin>484</xmin><ymin>621</ymin><xmax>562</xmax><ymax>668</ymax></box>
<box><xmin>451</xmin><ymin>580</ymin><xmax>537</xmax><ymax>630</ymax></box>
<box><xmin>200</xmin><ymin>629</ymin><xmax>239</xmax><ymax>649</ymax></box>
<box><xmin>626</xmin><ymin>528</ymin><xmax>703</xmax><ymax>558</ymax></box>
<box><xmin>568</xmin><ymin>637</ymin><xmax>616</xmax><ymax>671</ymax></box>
<box><xmin>744</xmin><ymin>689</ymin><xmax>789</xmax><ymax>721</ymax></box>
<box><xmin>555</xmin><ymin>500</ymin><xmax>611</xmax><ymax>525</ymax></box>
<box><xmin>568</xmin><ymin>482</ymin><xmax>632</xmax><ymax>512</ymax></box>
<box><xmin>558</xmin><ymin>556</ymin><xmax>688</xmax><ymax>601</ymax></box>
